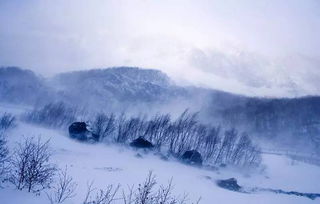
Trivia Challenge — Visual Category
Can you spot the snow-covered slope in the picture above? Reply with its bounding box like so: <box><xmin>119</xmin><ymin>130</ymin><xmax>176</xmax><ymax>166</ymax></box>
<box><xmin>1</xmin><ymin>119</ymin><xmax>319</xmax><ymax>204</ymax></box>
<box><xmin>0</xmin><ymin>67</ymin><xmax>51</xmax><ymax>105</ymax></box>
<box><xmin>49</xmin><ymin>67</ymin><xmax>190</xmax><ymax>112</ymax></box>
<box><xmin>0</xmin><ymin>66</ymin><xmax>198</xmax><ymax>113</ymax></box>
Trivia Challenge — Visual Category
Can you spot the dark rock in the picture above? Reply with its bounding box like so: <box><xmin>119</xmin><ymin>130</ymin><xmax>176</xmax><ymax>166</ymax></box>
<box><xmin>69</xmin><ymin>122</ymin><xmax>91</xmax><ymax>141</ymax></box>
<box><xmin>69</xmin><ymin>122</ymin><xmax>87</xmax><ymax>133</ymax></box>
<box><xmin>181</xmin><ymin>150</ymin><xmax>203</xmax><ymax>166</ymax></box>
<box><xmin>216</xmin><ymin>178</ymin><xmax>320</xmax><ymax>200</ymax></box>
<box><xmin>263</xmin><ymin>188</ymin><xmax>320</xmax><ymax>200</ymax></box>
<box><xmin>130</xmin><ymin>137</ymin><xmax>154</xmax><ymax>149</ymax></box>
<box><xmin>216</xmin><ymin>178</ymin><xmax>241</xmax><ymax>192</ymax></box>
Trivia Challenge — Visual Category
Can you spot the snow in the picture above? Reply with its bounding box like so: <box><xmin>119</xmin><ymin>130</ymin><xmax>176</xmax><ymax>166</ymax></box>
<box><xmin>0</xmin><ymin>108</ymin><xmax>320</xmax><ymax>204</ymax></box>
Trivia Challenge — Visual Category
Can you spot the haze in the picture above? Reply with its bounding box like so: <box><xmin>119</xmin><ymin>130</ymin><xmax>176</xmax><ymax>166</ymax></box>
<box><xmin>1</xmin><ymin>0</ymin><xmax>320</xmax><ymax>97</ymax></box>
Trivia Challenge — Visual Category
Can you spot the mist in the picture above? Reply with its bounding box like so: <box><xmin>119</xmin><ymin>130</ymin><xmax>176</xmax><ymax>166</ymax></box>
<box><xmin>1</xmin><ymin>0</ymin><xmax>320</xmax><ymax>97</ymax></box>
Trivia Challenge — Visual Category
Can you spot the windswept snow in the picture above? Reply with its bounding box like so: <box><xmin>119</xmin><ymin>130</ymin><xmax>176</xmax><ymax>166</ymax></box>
<box><xmin>1</xmin><ymin>120</ymin><xmax>320</xmax><ymax>204</ymax></box>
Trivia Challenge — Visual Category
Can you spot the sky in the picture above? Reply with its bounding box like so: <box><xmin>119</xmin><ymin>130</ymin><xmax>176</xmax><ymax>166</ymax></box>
<box><xmin>0</xmin><ymin>0</ymin><xmax>320</xmax><ymax>97</ymax></box>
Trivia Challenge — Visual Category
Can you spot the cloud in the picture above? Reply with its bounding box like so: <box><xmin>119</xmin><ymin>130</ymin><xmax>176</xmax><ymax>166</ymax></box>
<box><xmin>189</xmin><ymin>48</ymin><xmax>320</xmax><ymax>97</ymax></box>
<box><xmin>0</xmin><ymin>0</ymin><xmax>319</xmax><ymax>96</ymax></box>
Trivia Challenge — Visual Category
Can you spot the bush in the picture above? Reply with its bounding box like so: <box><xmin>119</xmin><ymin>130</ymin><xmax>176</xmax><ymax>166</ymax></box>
<box><xmin>83</xmin><ymin>181</ymin><xmax>120</xmax><ymax>204</ymax></box>
<box><xmin>0</xmin><ymin>113</ymin><xmax>15</xmax><ymax>184</ymax></box>
<box><xmin>0</xmin><ymin>112</ymin><xmax>16</xmax><ymax>133</ymax></box>
<box><xmin>10</xmin><ymin>137</ymin><xmax>57</xmax><ymax>192</ymax></box>
<box><xmin>0</xmin><ymin>133</ymin><xmax>9</xmax><ymax>183</ymax></box>
<box><xmin>46</xmin><ymin>166</ymin><xmax>77</xmax><ymax>204</ymax></box>
<box><xmin>91</xmin><ymin>113</ymin><xmax>116</xmax><ymax>142</ymax></box>
<box><xmin>82</xmin><ymin>171</ymin><xmax>201</xmax><ymax>204</ymax></box>
<box><xmin>23</xmin><ymin>102</ymin><xmax>77</xmax><ymax>128</ymax></box>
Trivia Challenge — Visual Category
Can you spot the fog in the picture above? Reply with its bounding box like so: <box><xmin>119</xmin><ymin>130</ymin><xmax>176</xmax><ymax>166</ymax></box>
<box><xmin>1</xmin><ymin>0</ymin><xmax>320</xmax><ymax>97</ymax></box>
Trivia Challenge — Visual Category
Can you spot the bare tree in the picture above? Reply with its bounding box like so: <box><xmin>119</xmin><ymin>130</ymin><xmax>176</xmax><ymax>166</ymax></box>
<box><xmin>223</xmin><ymin>128</ymin><xmax>238</xmax><ymax>164</ymax></box>
<box><xmin>46</xmin><ymin>166</ymin><xmax>77</xmax><ymax>203</ymax></box>
<box><xmin>168</xmin><ymin>110</ymin><xmax>198</xmax><ymax>157</ymax></box>
<box><xmin>23</xmin><ymin>102</ymin><xmax>78</xmax><ymax>128</ymax></box>
<box><xmin>116</xmin><ymin>113</ymin><xmax>129</xmax><ymax>143</ymax></box>
<box><xmin>154</xmin><ymin>179</ymin><xmax>177</xmax><ymax>204</ymax></box>
<box><xmin>93</xmin><ymin>185</ymin><xmax>120</xmax><ymax>204</ymax></box>
<box><xmin>116</xmin><ymin>114</ymin><xmax>146</xmax><ymax>144</ymax></box>
<box><xmin>0</xmin><ymin>112</ymin><xmax>16</xmax><ymax>133</ymax></box>
<box><xmin>0</xmin><ymin>133</ymin><xmax>9</xmax><ymax>183</ymax></box>
<box><xmin>79</xmin><ymin>172</ymin><xmax>200</xmax><ymax>204</ymax></box>
<box><xmin>83</xmin><ymin>181</ymin><xmax>120</xmax><ymax>204</ymax></box>
<box><xmin>133</xmin><ymin>172</ymin><xmax>201</xmax><ymax>204</ymax></box>
<box><xmin>10</xmin><ymin>137</ymin><xmax>56</xmax><ymax>192</ymax></box>
<box><xmin>92</xmin><ymin>113</ymin><xmax>116</xmax><ymax>142</ymax></box>
<box><xmin>122</xmin><ymin>185</ymin><xmax>135</xmax><ymax>204</ymax></box>
<box><xmin>201</xmin><ymin>126</ymin><xmax>221</xmax><ymax>161</ymax></box>
<box><xmin>83</xmin><ymin>181</ymin><xmax>96</xmax><ymax>204</ymax></box>
<box><xmin>0</xmin><ymin>113</ymin><xmax>15</xmax><ymax>184</ymax></box>
<box><xmin>143</xmin><ymin>114</ymin><xmax>171</xmax><ymax>150</ymax></box>
<box><xmin>135</xmin><ymin>171</ymin><xmax>157</xmax><ymax>204</ymax></box>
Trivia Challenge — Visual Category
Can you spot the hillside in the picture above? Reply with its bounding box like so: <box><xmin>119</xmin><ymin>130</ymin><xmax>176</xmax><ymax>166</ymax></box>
<box><xmin>49</xmin><ymin>67</ymin><xmax>191</xmax><ymax>112</ymax></box>
<box><xmin>1</xmin><ymin>116</ymin><xmax>320</xmax><ymax>204</ymax></box>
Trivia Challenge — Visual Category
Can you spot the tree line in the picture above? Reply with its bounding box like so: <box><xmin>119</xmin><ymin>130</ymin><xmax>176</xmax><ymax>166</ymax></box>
<box><xmin>24</xmin><ymin>102</ymin><xmax>262</xmax><ymax>168</ymax></box>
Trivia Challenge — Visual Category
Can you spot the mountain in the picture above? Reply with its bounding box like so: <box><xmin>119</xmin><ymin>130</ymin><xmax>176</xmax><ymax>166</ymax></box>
<box><xmin>0</xmin><ymin>67</ymin><xmax>53</xmax><ymax>105</ymax></box>
<box><xmin>49</xmin><ymin>67</ymin><xmax>191</xmax><ymax>112</ymax></box>
<box><xmin>0</xmin><ymin>67</ymin><xmax>192</xmax><ymax>111</ymax></box>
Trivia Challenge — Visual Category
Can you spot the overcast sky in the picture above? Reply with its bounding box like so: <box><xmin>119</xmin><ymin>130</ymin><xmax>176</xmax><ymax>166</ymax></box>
<box><xmin>1</xmin><ymin>0</ymin><xmax>320</xmax><ymax>97</ymax></box>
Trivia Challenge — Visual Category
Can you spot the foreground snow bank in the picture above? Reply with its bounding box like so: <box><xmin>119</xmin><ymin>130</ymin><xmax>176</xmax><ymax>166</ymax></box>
<box><xmin>1</xmin><ymin>122</ymin><xmax>320</xmax><ymax>204</ymax></box>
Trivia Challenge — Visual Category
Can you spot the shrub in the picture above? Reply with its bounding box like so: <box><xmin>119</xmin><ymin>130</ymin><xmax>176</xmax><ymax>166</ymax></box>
<box><xmin>0</xmin><ymin>112</ymin><xmax>16</xmax><ymax>132</ymax></box>
<box><xmin>10</xmin><ymin>137</ymin><xmax>57</xmax><ymax>192</ymax></box>
<box><xmin>46</xmin><ymin>166</ymin><xmax>77</xmax><ymax>204</ymax></box>
<box><xmin>0</xmin><ymin>133</ymin><xmax>9</xmax><ymax>183</ymax></box>
<box><xmin>82</xmin><ymin>171</ymin><xmax>201</xmax><ymax>204</ymax></box>
<box><xmin>23</xmin><ymin>102</ymin><xmax>77</xmax><ymax>128</ymax></box>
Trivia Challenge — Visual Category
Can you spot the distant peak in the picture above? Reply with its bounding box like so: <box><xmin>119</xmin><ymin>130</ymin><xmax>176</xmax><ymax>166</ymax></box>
<box><xmin>0</xmin><ymin>66</ymin><xmax>37</xmax><ymax>78</ymax></box>
<box><xmin>55</xmin><ymin>66</ymin><xmax>172</xmax><ymax>87</ymax></box>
